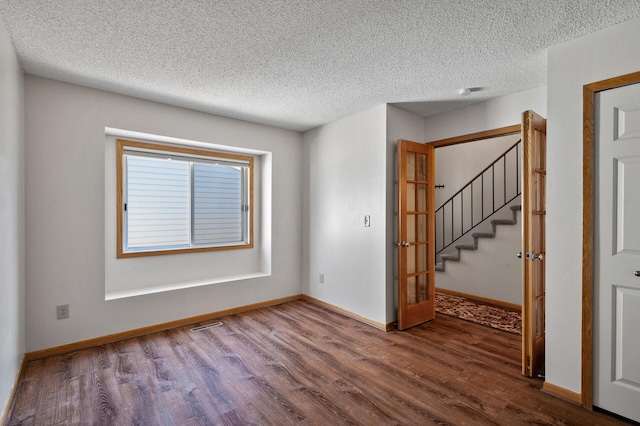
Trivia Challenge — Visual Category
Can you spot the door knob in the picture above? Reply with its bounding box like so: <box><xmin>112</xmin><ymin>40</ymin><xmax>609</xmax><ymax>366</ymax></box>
<box><xmin>635</xmin><ymin>271</ymin><xmax>640</xmax><ymax>277</ymax></box>
<box><xmin>395</xmin><ymin>241</ymin><xmax>411</xmax><ymax>248</ymax></box>
<box><xmin>517</xmin><ymin>252</ymin><xmax>522</xmax><ymax>258</ymax></box>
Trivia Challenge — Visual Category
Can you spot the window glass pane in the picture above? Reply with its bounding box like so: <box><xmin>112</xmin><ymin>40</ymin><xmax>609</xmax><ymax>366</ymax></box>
<box><xmin>126</xmin><ymin>155</ymin><xmax>190</xmax><ymax>249</ymax></box>
<box><xmin>417</xmin><ymin>154</ymin><xmax>427</xmax><ymax>181</ymax></box>
<box><xmin>407</xmin><ymin>183</ymin><xmax>416</xmax><ymax>211</ymax></box>
<box><xmin>193</xmin><ymin>162</ymin><xmax>244</xmax><ymax>244</ymax></box>
<box><xmin>417</xmin><ymin>184</ymin><xmax>427</xmax><ymax>211</ymax></box>
<box><xmin>417</xmin><ymin>214</ymin><xmax>428</xmax><ymax>241</ymax></box>
<box><xmin>406</xmin><ymin>152</ymin><xmax>416</xmax><ymax>180</ymax></box>
<box><xmin>118</xmin><ymin>139</ymin><xmax>253</xmax><ymax>258</ymax></box>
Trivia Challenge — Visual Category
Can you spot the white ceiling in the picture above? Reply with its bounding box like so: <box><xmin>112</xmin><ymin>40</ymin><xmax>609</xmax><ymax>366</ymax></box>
<box><xmin>1</xmin><ymin>1</ymin><xmax>639</xmax><ymax>132</ymax></box>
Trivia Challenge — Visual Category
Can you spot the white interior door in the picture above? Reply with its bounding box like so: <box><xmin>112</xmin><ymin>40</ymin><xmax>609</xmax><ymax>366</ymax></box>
<box><xmin>595</xmin><ymin>82</ymin><xmax>640</xmax><ymax>422</ymax></box>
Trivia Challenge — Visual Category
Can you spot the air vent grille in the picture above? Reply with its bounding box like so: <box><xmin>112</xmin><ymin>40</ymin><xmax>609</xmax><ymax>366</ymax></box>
<box><xmin>190</xmin><ymin>322</ymin><xmax>223</xmax><ymax>332</ymax></box>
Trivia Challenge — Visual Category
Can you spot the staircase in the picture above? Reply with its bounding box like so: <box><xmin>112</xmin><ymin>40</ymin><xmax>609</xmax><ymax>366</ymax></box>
<box><xmin>436</xmin><ymin>204</ymin><xmax>521</xmax><ymax>272</ymax></box>
<box><xmin>433</xmin><ymin>139</ymin><xmax>523</xmax><ymax>306</ymax></box>
<box><xmin>435</xmin><ymin>139</ymin><xmax>521</xmax><ymax>259</ymax></box>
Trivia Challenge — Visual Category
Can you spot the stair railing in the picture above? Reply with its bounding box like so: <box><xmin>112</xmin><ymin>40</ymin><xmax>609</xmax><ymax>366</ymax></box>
<box><xmin>435</xmin><ymin>140</ymin><xmax>521</xmax><ymax>256</ymax></box>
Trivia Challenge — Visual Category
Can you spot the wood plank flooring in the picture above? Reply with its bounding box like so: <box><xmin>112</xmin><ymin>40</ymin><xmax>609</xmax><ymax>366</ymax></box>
<box><xmin>6</xmin><ymin>300</ymin><xmax>632</xmax><ymax>425</ymax></box>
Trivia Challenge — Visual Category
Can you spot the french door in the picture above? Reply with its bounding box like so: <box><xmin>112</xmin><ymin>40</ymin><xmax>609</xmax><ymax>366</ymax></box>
<box><xmin>521</xmin><ymin>110</ymin><xmax>547</xmax><ymax>377</ymax></box>
<box><xmin>397</xmin><ymin>140</ymin><xmax>435</xmax><ymax>330</ymax></box>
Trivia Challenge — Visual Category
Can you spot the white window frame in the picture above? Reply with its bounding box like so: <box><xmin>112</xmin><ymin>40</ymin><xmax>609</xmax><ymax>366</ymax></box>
<box><xmin>116</xmin><ymin>139</ymin><xmax>254</xmax><ymax>258</ymax></box>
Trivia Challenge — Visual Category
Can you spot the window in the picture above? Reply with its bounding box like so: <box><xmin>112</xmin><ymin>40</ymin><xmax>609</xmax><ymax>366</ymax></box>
<box><xmin>116</xmin><ymin>139</ymin><xmax>253</xmax><ymax>258</ymax></box>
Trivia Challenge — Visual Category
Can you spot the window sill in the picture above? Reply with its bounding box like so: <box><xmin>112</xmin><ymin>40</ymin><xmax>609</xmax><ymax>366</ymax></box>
<box><xmin>105</xmin><ymin>272</ymin><xmax>271</xmax><ymax>300</ymax></box>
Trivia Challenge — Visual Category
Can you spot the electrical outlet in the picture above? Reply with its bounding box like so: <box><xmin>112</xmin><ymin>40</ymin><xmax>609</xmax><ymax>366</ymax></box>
<box><xmin>364</xmin><ymin>215</ymin><xmax>371</xmax><ymax>227</ymax></box>
<box><xmin>56</xmin><ymin>304</ymin><xmax>69</xmax><ymax>320</ymax></box>
<box><xmin>319</xmin><ymin>273</ymin><xmax>325</xmax><ymax>284</ymax></box>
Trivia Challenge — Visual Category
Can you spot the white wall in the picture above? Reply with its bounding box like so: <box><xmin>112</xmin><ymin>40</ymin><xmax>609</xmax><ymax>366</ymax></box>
<box><xmin>423</xmin><ymin>86</ymin><xmax>547</xmax><ymax>142</ymax></box>
<box><xmin>303</xmin><ymin>105</ymin><xmax>388</xmax><ymax>325</ymax></box>
<box><xmin>0</xmin><ymin>15</ymin><xmax>25</xmax><ymax>415</ymax></box>
<box><xmin>434</xmin><ymin>133</ymin><xmax>522</xmax><ymax>258</ymax></box>
<box><xmin>434</xmin><ymin>133</ymin><xmax>521</xmax><ymax>208</ymax></box>
<box><xmin>419</xmin><ymin>87</ymin><xmax>546</xmax><ymax>304</ymax></box>
<box><xmin>436</xmin><ymin>202</ymin><xmax>523</xmax><ymax>305</ymax></box>
<box><xmin>25</xmin><ymin>76</ymin><xmax>302</xmax><ymax>352</ymax></box>
<box><xmin>386</xmin><ymin>105</ymin><xmax>425</xmax><ymax>322</ymax></box>
<box><xmin>546</xmin><ymin>16</ymin><xmax>640</xmax><ymax>395</ymax></box>
<box><xmin>103</xmin><ymin>130</ymin><xmax>271</xmax><ymax>299</ymax></box>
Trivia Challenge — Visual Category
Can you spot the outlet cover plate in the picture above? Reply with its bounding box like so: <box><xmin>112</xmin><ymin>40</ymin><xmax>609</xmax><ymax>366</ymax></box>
<box><xmin>57</xmin><ymin>304</ymin><xmax>69</xmax><ymax>320</ymax></box>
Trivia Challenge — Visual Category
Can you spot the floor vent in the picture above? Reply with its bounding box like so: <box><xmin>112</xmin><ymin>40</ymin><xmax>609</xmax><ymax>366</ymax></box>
<box><xmin>190</xmin><ymin>322</ymin><xmax>223</xmax><ymax>332</ymax></box>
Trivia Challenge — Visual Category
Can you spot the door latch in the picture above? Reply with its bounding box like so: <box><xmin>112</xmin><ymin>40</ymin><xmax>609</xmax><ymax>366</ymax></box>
<box><xmin>526</xmin><ymin>252</ymin><xmax>543</xmax><ymax>261</ymax></box>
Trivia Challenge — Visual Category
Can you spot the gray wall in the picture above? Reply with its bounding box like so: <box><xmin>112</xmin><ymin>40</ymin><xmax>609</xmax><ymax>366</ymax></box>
<box><xmin>0</xmin><ymin>14</ymin><xmax>25</xmax><ymax>415</ymax></box>
<box><xmin>546</xmin><ymin>15</ymin><xmax>640</xmax><ymax>395</ymax></box>
<box><xmin>24</xmin><ymin>76</ymin><xmax>303</xmax><ymax>352</ymax></box>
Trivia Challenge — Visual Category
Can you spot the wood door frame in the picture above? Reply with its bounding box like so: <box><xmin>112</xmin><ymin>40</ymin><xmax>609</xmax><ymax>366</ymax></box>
<box><xmin>581</xmin><ymin>71</ymin><xmax>640</xmax><ymax>409</ymax></box>
<box><xmin>429</xmin><ymin>123</ymin><xmax>529</xmax><ymax>368</ymax></box>
<box><xmin>430</xmin><ymin>124</ymin><xmax>522</xmax><ymax>148</ymax></box>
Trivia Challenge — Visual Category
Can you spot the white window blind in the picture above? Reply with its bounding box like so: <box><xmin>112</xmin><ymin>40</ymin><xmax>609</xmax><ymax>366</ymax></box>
<box><xmin>126</xmin><ymin>155</ymin><xmax>190</xmax><ymax>249</ymax></box>
<box><xmin>120</xmin><ymin>143</ymin><xmax>251</xmax><ymax>256</ymax></box>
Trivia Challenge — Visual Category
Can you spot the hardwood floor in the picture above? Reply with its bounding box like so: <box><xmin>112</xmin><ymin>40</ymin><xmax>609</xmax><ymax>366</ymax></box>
<box><xmin>6</xmin><ymin>300</ymin><xmax>632</xmax><ymax>425</ymax></box>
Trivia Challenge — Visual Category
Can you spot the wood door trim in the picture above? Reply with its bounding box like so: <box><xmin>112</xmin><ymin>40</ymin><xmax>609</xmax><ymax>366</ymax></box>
<box><xmin>302</xmin><ymin>295</ymin><xmax>392</xmax><ymax>331</ymax></box>
<box><xmin>429</xmin><ymin>124</ymin><xmax>521</xmax><ymax>147</ymax></box>
<box><xmin>0</xmin><ymin>355</ymin><xmax>26</xmax><ymax>425</ymax></box>
<box><xmin>543</xmin><ymin>382</ymin><xmax>582</xmax><ymax>405</ymax></box>
<box><xmin>582</xmin><ymin>70</ymin><xmax>640</xmax><ymax>409</ymax></box>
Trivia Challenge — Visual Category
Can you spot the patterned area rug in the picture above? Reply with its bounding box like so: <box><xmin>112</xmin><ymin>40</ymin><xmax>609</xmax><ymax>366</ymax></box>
<box><xmin>436</xmin><ymin>292</ymin><xmax>522</xmax><ymax>335</ymax></box>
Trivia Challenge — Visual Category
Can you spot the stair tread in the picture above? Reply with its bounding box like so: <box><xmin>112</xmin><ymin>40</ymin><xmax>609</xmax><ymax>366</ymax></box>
<box><xmin>472</xmin><ymin>232</ymin><xmax>495</xmax><ymax>238</ymax></box>
<box><xmin>440</xmin><ymin>254</ymin><xmax>460</xmax><ymax>261</ymax></box>
<box><xmin>492</xmin><ymin>219</ymin><xmax>516</xmax><ymax>225</ymax></box>
<box><xmin>437</xmin><ymin>200</ymin><xmax>522</xmax><ymax>273</ymax></box>
<box><xmin>455</xmin><ymin>244</ymin><xmax>477</xmax><ymax>250</ymax></box>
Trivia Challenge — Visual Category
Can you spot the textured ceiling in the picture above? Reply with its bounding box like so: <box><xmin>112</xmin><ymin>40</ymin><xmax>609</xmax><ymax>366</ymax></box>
<box><xmin>1</xmin><ymin>1</ymin><xmax>640</xmax><ymax>132</ymax></box>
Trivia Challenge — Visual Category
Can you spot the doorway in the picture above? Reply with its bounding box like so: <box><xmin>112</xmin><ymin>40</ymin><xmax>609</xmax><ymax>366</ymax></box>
<box><xmin>397</xmin><ymin>114</ymin><xmax>547</xmax><ymax>377</ymax></box>
<box><xmin>433</xmin><ymin>130</ymin><xmax>522</xmax><ymax>308</ymax></box>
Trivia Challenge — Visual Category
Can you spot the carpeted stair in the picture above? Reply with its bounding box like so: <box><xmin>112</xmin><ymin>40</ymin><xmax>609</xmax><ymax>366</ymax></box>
<box><xmin>436</xmin><ymin>204</ymin><xmax>521</xmax><ymax>272</ymax></box>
